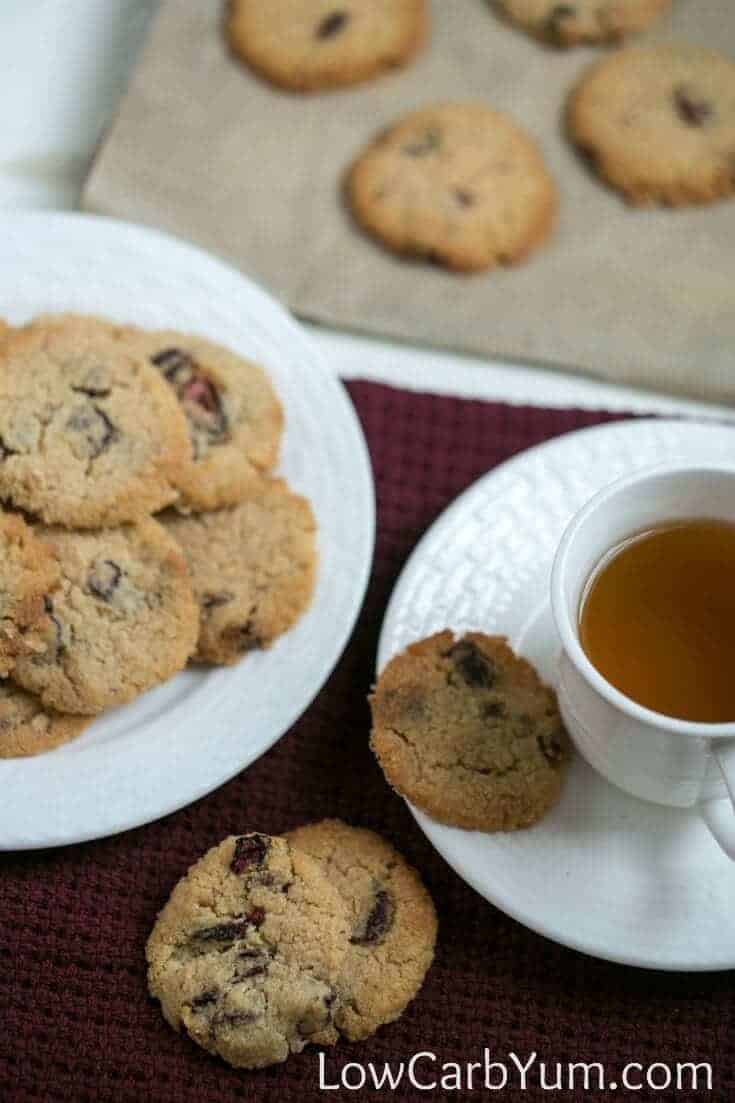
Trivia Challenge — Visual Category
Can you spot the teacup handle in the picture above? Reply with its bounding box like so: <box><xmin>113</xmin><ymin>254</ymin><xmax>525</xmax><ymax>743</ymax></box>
<box><xmin>702</xmin><ymin>740</ymin><xmax>735</xmax><ymax>860</ymax></box>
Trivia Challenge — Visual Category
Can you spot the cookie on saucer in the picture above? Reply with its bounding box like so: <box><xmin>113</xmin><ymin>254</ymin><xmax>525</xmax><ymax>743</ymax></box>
<box><xmin>348</xmin><ymin>102</ymin><xmax>557</xmax><ymax>272</ymax></box>
<box><xmin>227</xmin><ymin>0</ymin><xmax>428</xmax><ymax>92</ymax></box>
<box><xmin>146</xmin><ymin>833</ymin><xmax>349</xmax><ymax>1069</ymax></box>
<box><xmin>568</xmin><ymin>45</ymin><xmax>735</xmax><ymax>206</ymax></box>
<box><xmin>288</xmin><ymin>819</ymin><xmax>437</xmax><ymax>1041</ymax></box>
<box><xmin>370</xmin><ymin>631</ymin><xmax>570</xmax><ymax>832</ymax></box>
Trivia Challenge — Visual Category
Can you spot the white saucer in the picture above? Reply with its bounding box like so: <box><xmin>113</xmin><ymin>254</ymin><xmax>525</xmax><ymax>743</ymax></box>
<box><xmin>0</xmin><ymin>212</ymin><xmax>374</xmax><ymax>851</ymax></box>
<box><xmin>378</xmin><ymin>418</ymin><xmax>735</xmax><ymax>971</ymax></box>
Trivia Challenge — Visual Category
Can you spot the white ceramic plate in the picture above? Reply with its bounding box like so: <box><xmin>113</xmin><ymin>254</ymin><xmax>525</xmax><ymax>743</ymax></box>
<box><xmin>0</xmin><ymin>212</ymin><xmax>374</xmax><ymax>851</ymax></box>
<box><xmin>378</xmin><ymin>418</ymin><xmax>735</xmax><ymax>971</ymax></box>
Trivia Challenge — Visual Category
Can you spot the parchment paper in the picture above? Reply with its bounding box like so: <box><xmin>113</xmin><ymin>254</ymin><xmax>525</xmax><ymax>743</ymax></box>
<box><xmin>83</xmin><ymin>0</ymin><xmax>735</xmax><ymax>402</ymax></box>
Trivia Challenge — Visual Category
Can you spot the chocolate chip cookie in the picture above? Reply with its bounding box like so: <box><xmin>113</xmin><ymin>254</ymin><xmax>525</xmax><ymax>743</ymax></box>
<box><xmin>348</xmin><ymin>102</ymin><xmax>557</xmax><ymax>272</ymax></box>
<box><xmin>287</xmin><ymin>819</ymin><xmax>437</xmax><ymax>1042</ymax></box>
<box><xmin>0</xmin><ymin>315</ymin><xmax>190</xmax><ymax>527</ymax></box>
<box><xmin>496</xmin><ymin>0</ymin><xmax>671</xmax><ymax>47</ymax></box>
<box><xmin>0</xmin><ymin>510</ymin><xmax>60</xmax><ymax>677</ymax></box>
<box><xmin>146</xmin><ymin>834</ymin><xmax>350</xmax><ymax>1069</ymax></box>
<box><xmin>227</xmin><ymin>0</ymin><xmax>428</xmax><ymax>92</ymax></box>
<box><xmin>13</xmin><ymin>519</ymin><xmax>199</xmax><ymax>714</ymax></box>
<box><xmin>370</xmin><ymin>631</ymin><xmax>571</xmax><ymax>832</ymax></box>
<box><xmin>569</xmin><ymin>45</ymin><xmax>735</xmax><ymax>206</ymax></box>
<box><xmin>0</xmin><ymin>680</ymin><xmax>89</xmax><ymax>758</ymax></box>
<box><xmin>161</xmin><ymin>477</ymin><xmax>317</xmax><ymax>665</ymax></box>
<box><xmin>128</xmin><ymin>329</ymin><xmax>283</xmax><ymax>512</ymax></box>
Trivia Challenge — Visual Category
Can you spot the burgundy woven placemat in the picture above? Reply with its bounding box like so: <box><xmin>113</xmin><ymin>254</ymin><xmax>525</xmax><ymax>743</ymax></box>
<box><xmin>2</xmin><ymin>382</ymin><xmax>732</xmax><ymax>1103</ymax></box>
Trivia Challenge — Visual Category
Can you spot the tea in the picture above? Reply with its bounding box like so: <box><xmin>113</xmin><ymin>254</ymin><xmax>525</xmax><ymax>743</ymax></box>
<box><xmin>578</xmin><ymin>519</ymin><xmax>735</xmax><ymax>723</ymax></box>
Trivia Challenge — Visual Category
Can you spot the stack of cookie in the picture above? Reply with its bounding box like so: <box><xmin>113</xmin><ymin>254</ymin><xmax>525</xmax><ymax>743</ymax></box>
<box><xmin>0</xmin><ymin>314</ymin><xmax>317</xmax><ymax>757</ymax></box>
<box><xmin>146</xmin><ymin>820</ymin><xmax>438</xmax><ymax>1070</ymax></box>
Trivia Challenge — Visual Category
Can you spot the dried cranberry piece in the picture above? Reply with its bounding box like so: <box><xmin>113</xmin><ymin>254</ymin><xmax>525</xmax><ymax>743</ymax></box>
<box><xmin>0</xmin><ymin>436</ymin><xmax>16</xmax><ymax>461</ymax></box>
<box><xmin>248</xmin><ymin>906</ymin><xmax>266</xmax><ymax>928</ymax></box>
<box><xmin>201</xmin><ymin>592</ymin><xmax>234</xmax><ymax>616</ymax></box>
<box><xmin>447</xmin><ymin>639</ymin><xmax>496</xmax><ymax>689</ymax></box>
<box><xmin>230</xmin><ymin>833</ymin><xmax>269</xmax><ymax>874</ymax></box>
<box><xmin>151</xmin><ymin>347</ymin><xmax>194</xmax><ymax>383</ymax></box>
<box><xmin>402</xmin><ymin>127</ymin><xmax>442</xmax><ymax>157</ymax></box>
<box><xmin>87</xmin><ymin>559</ymin><xmax>122</xmax><ymax>602</ymax></box>
<box><xmin>66</xmin><ymin>404</ymin><xmax>117</xmax><ymax>458</ymax></box>
<box><xmin>350</xmin><ymin>887</ymin><xmax>395</xmax><ymax>945</ymax></box>
<box><xmin>674</xmin><ymin>85</ymin><xmax>714</xmax><ymax>127</ymax></box>
<box><xmin>191</xmin><ymin>989</ymin><xmax>218</xmax><ymax>1008</ymax></box>
<box><xmin>538</xmin><ymin>732</ymin><xmax>564</xmax><ymax>765</ymax></box>
<box><xmin>316</xmin><ymin>10</ymin><xmax>349</xmax><ymax>38</ymax></box>
<box><xmin>39</xmin><ymin>596</ymin><xmax>64</xmax><ymax>662</ymax></box>
<box><xmin>193</xmin><ymin>919</ymin><xmax>251</xmax><ymax>943</ymax></box>
<box><xmin>454</xmin><ymin>189</ymin><xmax>476</xmax><ymax>207</ymax></box>
<box><xmin>546</xmin><ymin>4</ymin><xmax>576</xmax><ymax>36</ymax></box>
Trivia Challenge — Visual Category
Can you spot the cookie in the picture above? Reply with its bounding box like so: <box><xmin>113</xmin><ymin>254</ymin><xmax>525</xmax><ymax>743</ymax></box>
<box><xmin>0</xmin><ymin>315</ymin><xmax>190</xmax><ymax>527</ymax></box>
<box><xmin>569</xmin><ymin>45</ymin><xmax>735</xmax><ymax>206</ymax></box>
<box><xmin>13</xmin><ymin>519</ymin><xmax>199</xmax><ymax>715</ymax></box>
<box><xmin>127</xmin><ymin>329</ymin><xmax>283</xmax><ymax>512</ymax></box>
<box><xmin>496</xmin><ymin>0</ymin><xmax>671</xmax><ymax>47</ymax></box>
<box><xmin>370</xmin><ymin>631</ymin><xmax>570</xmax><ymax>832</ymax></box>
<box><xmin>161</xmin><ymin>478</ymin><xmax>317</xmax><ymax>665</ymax></box>
<box><xmin>348</xmin><ymin>102</ymin><xmax>557</xmax><ymax>272</ymax></box>
<box><xmin>227</xmin><ymin>0</ymin><xmax>428</xmax><ymax>92</ymax></box>
<box><xmin>146</xmin><ymin>833</ymin><xmax>350</xmax><ymax>1070</ymax></box>
<box><xmin>287</xmin><ymin>819</ymin><xmax>437</xmax><ymax>1042</ymax></box>
<box><xmin>0</xmin><ymin>510</ymin><xmax>60</xmax><ymax>677</ymax></box>
<box><xmin>0</xmin><ymin>680</ymin><xmax>89</xmax><ymax>758</ymax></box>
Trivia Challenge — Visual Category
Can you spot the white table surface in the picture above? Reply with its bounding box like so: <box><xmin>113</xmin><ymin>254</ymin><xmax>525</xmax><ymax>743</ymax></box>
<box><xmin>0</xmin><ymin>0</ymin><xmax>728</xmax><ymax>420</ymax></box>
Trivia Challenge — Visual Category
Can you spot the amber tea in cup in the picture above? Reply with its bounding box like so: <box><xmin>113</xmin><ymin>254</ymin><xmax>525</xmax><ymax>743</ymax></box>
<box><xmin>578</xmin><ymin>519</ymin><xmax>735</xmax><ymax>724</ymax></box>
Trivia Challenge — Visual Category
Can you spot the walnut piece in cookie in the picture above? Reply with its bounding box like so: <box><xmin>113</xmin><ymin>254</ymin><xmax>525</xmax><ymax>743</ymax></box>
<box><xmin>12</xmin><ymin>519</ymin><xmax>199</xmax><ymax>715</ymax></box>
<box><xmin>160</xmin><ymin>477</ymin><xmax>317</xmax><ymax>665</ymax></box>
<box><xmin>495</xmin><ymin>0</ymin><xmax>671</xmax><ymax>47</ymax></box>
<box><xmin>287</xmin><ymin>819</ymin><xmax>437</xmax><ymax>1041</ymax></box>
<box><xmin>0</xmin><ymin>510</ymin><xmax>60</xmax><ymax>677</ymax></box>
<box><xmin>146</xmin><ymin>834</ymin><xmax>350</xmax><ymax>1070</ymax></box>
<box><xmin>348</xmin><ymin>102</ymin><xmax>557</xmax><ymax>272</ymax></box>
<box><xmin>568</xmin><ymin>45</ymin><xmax>735</xmax><ymax>206</ymax></box>
<box><xmin>227</xmin><ymin>0</ymin><xmax>428</xmax><ymax>92</ymax></box>
<box><xmin>0</xmin><ymin>680</ymin><xmax>89</xmax><ymax>758</ymax></box>
<box><xmin>370</xmin><ymin>631</ymin><xmax>571</xmax><ymax>832</ymax></box>
<box><xmin>125</xmin><ymin>329</ymin><xmax>283</xmax><ymax>512</ymax></box>
<box><xmin>0</xmin><ymin>315</ymin><xmax>190</xmax><ymax>527</ymax></box>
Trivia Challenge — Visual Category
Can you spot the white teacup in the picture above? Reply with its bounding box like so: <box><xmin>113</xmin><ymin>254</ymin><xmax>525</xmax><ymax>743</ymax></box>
<box><xmin>551</xmin><ymin>462</ymin><xmax>735</xmax><ymax>861</ymax></box>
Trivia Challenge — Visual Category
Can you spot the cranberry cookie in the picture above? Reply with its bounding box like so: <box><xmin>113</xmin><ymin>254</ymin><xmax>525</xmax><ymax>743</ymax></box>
<box><xmin>161</xmin><ymin>477</ymin><xmax>317</xmax><ymax>665</ymax></box>
<box><xmin>0</xmin><ymin>316</ymin><xmax>190</xmax><ymax>527</ymax></box>
<box><xmin>569</xmin><ymin>45</ymin><xmax>735</xmax><ymax>206</ymax></box>
<box><xmin>370</xmin><ymin>631</ymin><xmax>570</xmax><ymax>832</ymax></box>
<box><xmin>146</xmin><ymin>834</ymin><xmax>349</xmax><ymax>1069</ymax></box>
<box><xmin>129</xmin><ymin>329</ymin><xmax>283</xmax><ymax>512</ymax></box>
<box><xmin>13</xmin><ymin>519</ymin><xmax>198</xmax><ymax>714</ymax></box>
<box><xmin>227</xmin><ymin>0</ymin><xmax>428</xmax><ymax>92</ymax></box>
<box><xmin>348</xmin><ymin>102</ymin><xmax>557</xmax><ymax>272</ymax></box>
<box><xmin>288</xmin><ymin>819</ymin><xmax>437</xmax><ymax>1041</ymax></box>
<box><xmin>496</xmin><ymin>0</ymin><xmax>671</xmax><ymax>47</ymax></box>
<box><xmin>0</xmin><ymin>510</ymin><xmax>60</xmax><ymax>677</ymax></box>
<box><xmin>0</xmin><ymin>680</ymin><xmax>89</xmax><ymax>758</ymax></box>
